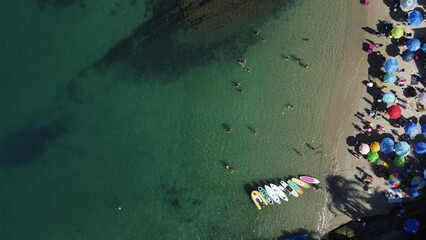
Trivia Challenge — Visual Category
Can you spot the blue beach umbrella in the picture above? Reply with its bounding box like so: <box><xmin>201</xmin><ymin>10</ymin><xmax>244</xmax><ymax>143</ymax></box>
<box><xmin>380</xmin><ymin>138</ymin><xmax>395</xmax><ymax>154</ymax></box>
<box><xmin>384</xmin><ymin>72</ymin><xmax>397</xmax><ymax>83</ymax></box>
<box><xmin>422</xmin><ymin>43</ymin><xmax>426</xmax><ymax>53</ymax></box>
<box><xmin>410</xmin><ymin>188</ymin><xmax>420</xmax><ymax>198</ymax></box>
<box><xmin>382</xmin><ymin>92</ymin><xmax>396</xmax><ymax>103</ymax></box>
<box><xmin>395</xmin><ymin>141</ymin><xmax>410</xmax><ymax>157</ymax></box>
<box><xmin>407</xmin><ymin>38</ymin><xmax>421</xmax><ymax>51</ymax></box>
<box><xmin>384</xmin><ymin>58</ymin><xmax>399</xmax><ymax>72</ymax></box>
<box><xmin>405</xmin><ymin>122</ymin><xmax>419</xmax><ymax>135</ymax></box>
<box><xmin>409</xmin><ymin>10</ymin><xmax>423</xmax><ymax>26</ymax></box>
<box><xmin>400</xmin><ymin>0</ymin><xmax>417</xmax><ymax>12</ymax></box>
<box><xmin>414</xmin><ymin>142</ymin><xmax>426</xmax><ymax>154</ymax></box>
<box><xmin>404</xmin><ymin>218</ymin><xmax>420</xmax><ymax>234</ymax></box>
<box><xmin>422</xmin><ymin>124</ymin><xmax>426</xmax><ymax>135</ymax></box>
<box><xmin>402</xmin><ymin>50</ymin><xmax>415</xmax><ymax>62</ymax></box>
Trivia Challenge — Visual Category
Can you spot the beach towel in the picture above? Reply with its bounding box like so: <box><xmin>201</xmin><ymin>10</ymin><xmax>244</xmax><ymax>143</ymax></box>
<box><xmin>399</xmin><ymin>78</ymin><xmax>406</xmax><ymax>87</ymax></box>
<box><xmin>411</xmin><ymin>75</ymin><xmax>419</xmax><ymax>85</ymax></box>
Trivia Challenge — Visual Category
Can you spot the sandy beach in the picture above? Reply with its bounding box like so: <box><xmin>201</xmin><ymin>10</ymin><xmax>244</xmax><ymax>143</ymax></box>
<box><xmin>327</xmin><ymin>0</ymin><xmax>426</xmax><ymax>234</ymax></box>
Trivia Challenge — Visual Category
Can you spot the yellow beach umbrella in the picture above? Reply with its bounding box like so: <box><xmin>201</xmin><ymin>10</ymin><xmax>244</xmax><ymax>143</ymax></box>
<box><xmin>370</xmin><ymin>141</ymin><xmax>381</xmax><ymax>152</ymax></box>
<box><xmin>391</xmin><ymin>26</ymin><xmax>404</xmax><ymax>39</ymax></box>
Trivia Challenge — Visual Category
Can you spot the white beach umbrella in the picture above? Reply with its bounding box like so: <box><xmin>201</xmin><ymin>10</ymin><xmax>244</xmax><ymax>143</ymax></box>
<box><xmin>418</xmin><ymin>92</ymin><xmax>426</xmax><ymax>105</ymax></box>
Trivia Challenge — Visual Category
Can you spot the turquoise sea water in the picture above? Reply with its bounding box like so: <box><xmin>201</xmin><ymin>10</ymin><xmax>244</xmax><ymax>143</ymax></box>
<box><xmin>0</xmin><ymin>0</ymin><xmax>364</xmax><ymax>239</ymax></box>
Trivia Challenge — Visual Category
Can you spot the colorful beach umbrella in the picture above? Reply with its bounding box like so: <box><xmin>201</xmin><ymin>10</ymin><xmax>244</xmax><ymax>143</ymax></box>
<box><xmin>394</xmin><ymin>156</ymin><xmax>406</xmax><ymax>167</ymax></box>
<box><xmin>367</xmin><ymin>151</ymin><xmax>379</xmax><ymax>163</ymax></box>
<box><xmin>411</xmin><ymin>176</ymin><xmax>426</xmax><ymax>189</ymax></box>
<box><xmin>395</xmin><ymin>141</ymin><xmax>410</xmax><ymax>157</ymax></box>
<box><xmin>387</xmin><ymin>105</ymin><xmax>402</xmax><ymax>119</ymax></box>
<box><xmin>407</xmin><ymin>38</ymin><xmax>421</xmax><ymax>51</ymax></box>
<box><xmin>391</xmin><ymin>26</ymin><xmax>404</xmax><ymax>39</ymax></box>
<box><xmin>402</xmin><ymin>50</ymin><xmax>415</xmax><ymax>62</ymax></box>
<box><xmin>418</xmin><ymin>92</ymin><xmax>426</xmax><ymax>105</ymax></box>
<box><xmin>414</xmin><ymin>142</ymin><xmax>426</xmax><ymax>154</ymax></box>
<box><xmin>380</xmin><ymin>138</ymin><xmax>395</xmax><ymax>154</ymax></box>
<box><xmin>404</xmin><ymin>218</ymin><xmax>420</xmax><ymax>234</ymax></box>
<box><xmin>400</xmin><ymin>0</ymin><xmax>417</xmax><ymax>12</ymax></box>
<box><xmin>358</xmin><ymin>143</ymin><xmax>370</xmax><ymax>155</ymax></box>
<box><xmin>388</xmin><ymin>173</ymin><xmax>402</xmax><ymax>187</ymax></box>
<box><xmin>383</xmin><ymin>72</ymin><xmax>397</xmax><ymax>83</ymax></box>
<box><xmin>383</xmin><ymin>58</ymin><xmax>399</xmax><ymax>72</ymax></box>
<box><xmin>410</xmin><ymin>188</ymin><xmax>420</xmax><ymax>198</ymax></box>
<box><xmin>382</xmin><ymin>92</ymin><xmax>396</xmax><ymax>103</ymax></box>
<box><xmin>409</xmin><ymin>10</ymin><xmax>423</xmax><ymax>26</ymax></box>
<box><xmin>370</xmin><ymin>141</ymin><xmax>381</xmax><ymax>152</ymax></box>
<box><xmin>404</xmin><ymin>122</ymin><xmax>419</xmax><ymax>136</ymax></box>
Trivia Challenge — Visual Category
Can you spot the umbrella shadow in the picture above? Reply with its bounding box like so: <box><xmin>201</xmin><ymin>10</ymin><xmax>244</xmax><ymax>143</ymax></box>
<box><xmin>385</xmin><ymin>43</ymin><xmax>400</xmax><ymax>57</ymax></box>
<box><xmin>326</xmin><ymin>175</ymin><xmax>387</xmax><ymax>219</ymax></box>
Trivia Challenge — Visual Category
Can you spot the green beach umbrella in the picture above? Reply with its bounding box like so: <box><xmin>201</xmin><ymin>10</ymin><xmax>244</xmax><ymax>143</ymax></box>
<box><xmin>394</xmin><ymin>156</ymin><xmax>405</xmax><ymax>167</ymax></box>
<box><xmin>367</xmin><ymin>151</ymin><xmax>379</xmax><ymax>163</ymax></box>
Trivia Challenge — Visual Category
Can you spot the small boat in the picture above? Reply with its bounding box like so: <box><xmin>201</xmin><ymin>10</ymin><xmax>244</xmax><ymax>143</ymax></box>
<box><xmin>291</xmin><ymin>178</ymin><xmax>311</xmax><ymax>188</ymax></box>
<box><xmin>270</xmin><ymin>183</ymin><xmax>288</xmax><ymax>202</ymax></box>
<box><xmin>299</xmin><ymin>176</ymin><xmax>320</xmax><ymax>184</ymax></box>
<box><xmin>288</xmin><ymin>180</ymin><xmax>303</xmax><ymax>195</ymax></box>
<box><xmin>265</xmin><ymin>185</ymin><xmax>281</xmax><ymax>204</ymax></box>
<box><xmin>251</xmin><ymin>190</ymin><xmax>268</xmax><ymax>210</ymax></box>
<box><xmin>280</xmin><ymin>180</ymin><xmax>299</xmax><ymax>197</ymax></box>
<box><xmin>258</xmin><ymin>187</ymin><xmax>273</xmax><ymax>205</ymax></box>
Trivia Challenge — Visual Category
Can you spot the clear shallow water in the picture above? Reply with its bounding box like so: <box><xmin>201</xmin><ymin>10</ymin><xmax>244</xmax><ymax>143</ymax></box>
<box><xmin>0</xmin><ymin>0</ymin><xmax>360</xmax><ymax>239</ymax></box>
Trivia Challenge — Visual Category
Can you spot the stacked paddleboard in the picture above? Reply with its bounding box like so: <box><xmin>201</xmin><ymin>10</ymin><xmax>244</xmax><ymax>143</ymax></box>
<box><xmin>250</xmin><ymin>176</ymin><xmax>320</xmax><ymax>210</ymax></box>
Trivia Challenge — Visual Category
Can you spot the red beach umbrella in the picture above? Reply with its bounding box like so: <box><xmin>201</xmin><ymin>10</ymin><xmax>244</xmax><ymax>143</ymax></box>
<box><xmin>387</xmin><ymin>105</ymin><xmax>402</xmax><ymax>119</ymax></box>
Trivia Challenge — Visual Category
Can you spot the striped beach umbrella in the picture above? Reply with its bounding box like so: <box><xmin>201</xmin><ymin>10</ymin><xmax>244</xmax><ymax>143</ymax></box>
<box><xmin>407</xmin><ymin>38</ymin><xmax>421</xmax><ymax>51</ymax></box>
<box><xmin>414</xmin><ymin>142</ymin><xmax>426</xmax><ymax>154</ymax></box>
<box><xmin>382</xmin><ymin>92</ymin><xmax>396</xmax><ymax>103</ymax></box>
<box><xmin>384</xmin><ymin>72</ymin><xmax>397</xmax><ymax>83</ymax></box>
<box><xmin>394</xmin><ymin>156</ymin><xmax>405</xmax><ymax>167</ymax></box>
<box><xmin>400</xmin><ymin>0</ymin><xmax>417</xmax><ymax>12</ymax></box>
<box><xmin>388</xmin><ymin>173</ymin><xmax>402</xmax><ymax>187</ymax></box>
<box><xmin>367</xmin><ymin>151</ymin><xmax>379</xmax><ymax>163</ymax></box>
<box><xmin>411</xmin><ymin>176</ymin><xmax>425</xmax><ymax>189</ymax></box>
<box><xmin>391</xmin><ymin>26</ymin><xmax>404</xmax><ymax>39</ymax></box>
<box><xmin>384</xmin><ymin>58</ymin><xmax>399</xmax><ymax>72</ymax></box>
<box><xmin>380</xmin><ymin>138</ymin><xmax>395</xmax><ymax>154</ymax></box>
<box><xmin>395</xmin><ymin>141</ymin><xmax>410</xmax><ymax>157</ymax></box>
<box><xmin>409</xmin><ymin>10</ymin><xmax>423</xmax><ymax>26</ymax></box>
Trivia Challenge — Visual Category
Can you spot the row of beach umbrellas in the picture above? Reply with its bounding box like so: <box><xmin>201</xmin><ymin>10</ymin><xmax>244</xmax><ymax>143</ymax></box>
<box><xmin>388</xmin><ymin>173</ymin><xmax>425</xmax><ymax>190</ymax></box>
<box><xmin>359</xmin><ymin>139</ymin><xmax>426</xmax><ymax>158</ymax></box>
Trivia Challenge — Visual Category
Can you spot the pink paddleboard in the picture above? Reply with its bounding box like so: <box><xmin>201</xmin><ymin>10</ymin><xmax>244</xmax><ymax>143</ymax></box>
<box><xmin>299</xmin><ymin>176</ymin><xmax>320</xmax><ymax>184</ymax></box>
